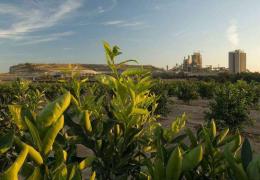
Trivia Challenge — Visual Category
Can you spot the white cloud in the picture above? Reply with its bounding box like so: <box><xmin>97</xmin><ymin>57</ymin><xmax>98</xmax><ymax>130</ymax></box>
<box><xmin>103</xmin><ymin>20</ymin><xmax>125</xmax><ymax>25</ymax></box>
<box><xmin>102</xmin><ymin>20</ymin><xmax>144</xmax><ymax>27</ymax></box>
<box><xmin>120</xmin><ymin>22</ymin><xmax>144</xmax><ymax>27</ymax></box>
<box><xmin>97</xmin><ymin>6</ymin><xmax>105</xmax><ymax>14</ymax></box>
<box><xmin>0</xmin><ymin>0</ymin><xmax>82</xmax><ymax>39</ymax></box>
<box><xmin>18</xmin><ymin>31</ymin><xmax>75</xmax><ymax>45</ymax></box>
<box><xmin>227</xmin><ymin>21</ymin><xmax>239</xmax><ymax>47</ymax></box>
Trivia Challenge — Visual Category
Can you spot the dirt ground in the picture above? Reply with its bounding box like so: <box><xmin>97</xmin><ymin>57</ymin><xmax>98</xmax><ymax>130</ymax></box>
<box><xmin>159</xmin><ymin>97</ymin><xmax>260</xmax><ymax>153</ymax></box>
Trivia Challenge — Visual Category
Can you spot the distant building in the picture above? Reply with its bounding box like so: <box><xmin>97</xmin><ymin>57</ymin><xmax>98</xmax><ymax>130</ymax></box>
<box><xmin>192</xmin><ymin>52</ymin><xmax>202</xmax><ymax>69</ymax></box>
<box><xmin>229</xmin><ymin>50</ymin><xmax>246</xmax><ymax>73</ymax></box>
<box><xmin>182</xmin><ymin>52</ymin><xmax>202</xmax><ymax>72</ymax></box>
<box><xmin>183</xmin><ymin>56</ymin><xmax>192</xmax><ymax>71</ymax></box>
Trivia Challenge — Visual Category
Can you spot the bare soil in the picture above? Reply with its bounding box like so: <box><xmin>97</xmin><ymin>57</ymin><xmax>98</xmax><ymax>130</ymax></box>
<box><xmin>159</xmin><ymin>97</ymin><xmax>260</xmax><ymax>153</ymax></box>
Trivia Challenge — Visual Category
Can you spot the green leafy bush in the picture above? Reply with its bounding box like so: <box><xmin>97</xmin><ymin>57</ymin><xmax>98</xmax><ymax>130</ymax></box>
<box><xmin>64</xmin><ymin>42</ymin><xmax>159</xmax><ymax>179</ymax></box>
<box><xmin>0</xmin><ymin>80</ymin><xmax>46</xmax><ymax>135</ymax></box>
<box><xmin>166</xmin><ymin>81</ymin><xmax>178</xmax><ymax>97</ymax></box>
<box><xmin>151</xmin><ymin>80</ymin><xmax>169</xmax><ymax>116</ymax></box>
<box><xmin>175</xmin><ymin>81</ymin><xmax>199</xmax><ymax>103</ymax></box>
<box><xmin>235</xmin><ymin>80</ymin><xmax>260</xmax><ymax>107</ymax></box>
<box><xmin>142</xmin><ymin>119</ymin><xmax>248</xmax><ymax>179</ymax></box>
<box><xmin>206</xmin><ymin>82</ymin><xmax>254</xmax><ymax>131</ymax></box>
<box><xmin>197</xmin><ymin>81</ymin><xmax>216</xmax><ymax>99</ymax></box>
<box><xmin>32</xmin><ymin>82</ymin><xmax>64</xmax><ymax>100</ymax></box>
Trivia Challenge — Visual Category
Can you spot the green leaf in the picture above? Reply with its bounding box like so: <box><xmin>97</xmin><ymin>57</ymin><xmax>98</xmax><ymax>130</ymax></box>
<box><xmin>14</xmin><ymin>137</ymin><xmax>43</xmax><ymax>165</ymax></box>
<box><xmin>144</xmin><ymin>159</ymin><xmax>154</xmax><ymax>177</ymax></box>
<box><xmin>166</xmin><ymin>147</ymin><xmax>182</xmax><ymax>180</ymax></box>
<box><xmin>52</xmin><ymin>164</ymin><xmax>67</xmax><ymax>180</ymax></box>
<box><xmin>182</xmin><ymin>145</ymin><xmax>203</xmax><ymax>172</ymax></box>
<box><xmin>8</xmin><ymin>105</ymin><xmax>27</xmax><ymax>130</ymax></box>
<box><xmin>0</xmin><ymin>131</ymin><xmax>14</xmax><ymax>154</ymax></box>
<box><xmin>224</xmin><ymin>134</ymin><xmax>242</xmax><ymax>152</ymax></box>
<box><xmin>131</xmin><ymin>108</ymin><xmax>148</xmax><ymax>115</ymax></box>
<box><xmin>171</xmin><ymin>134</ymin><xmax>187</xmax><ymax>144</ymax></box>
<box><xmin>37</xmin><ymin>92</ymin><xmax>71</xmax><ymax>128</ymax></box>
<box><xmin>70</xmin><ymin>95</ymin><xmax>80</xmax><ymax>109</ymax></box>
<box><xmin>20</xmin><ymin>162</ymin><xmax>34</xmax><ymax>178</ymax></box>
<box><xmin>209</xmin><ymin>119</ymin><xmax>216</xmax><ymax>138</ymax></box>
<box><xmin>82</xmin><ymin>110</ymin><xmax>92</xmax><ymax>134</ymax></box>
<box><xmin>224</xmin><ymin>149</ymin><xmax>248</xmax><ymax>180</ymax></box>
<box><xmin>0</xmin><ymin>146</ymin><xmax>29</xmax><ymax>180</ymax></box>
<box><xmin>171</xmin><ymin>113</ymin><xmax>186</xmax><ymax>135</ymax></box>
<box><xmin>52</xmin><ymin>146</ymin><xmax>67</xmax><ymax>171</ymax></box>
<box><xmin>90</xmin><ymin>171</ymin><xmax>96</xmax><ymax>180</ymax></box>
<box><xmin>241</xmin><ymin>138</ymin><xmax>253</xmax><ymax>170</ymax></box>
<box><xmin>121</xmin><ymin>68</ymin><xmax>145</xmax><ymax>77</ymax></box>
<box><xmin>103</xmin><ymin>41</ymin><xmax>113</xmax><ymax>64</ymax></box>
<box><xmin>24</xmin><ymin>117</ymin><xmax>42</xmax><ymax>151</ymax></box>
<box><xmin>80</xmin><ymin>78</ymin><xmax>88</xmax><ymax>84</ymax></box>
<box><xmin>27</xmin><ymin>146</ymin><xmax>43</xmax><ymax>165</ymax></box>
<box><xmin>247</xmin><ymin>156</ymin><xmax>260</xmax><ymax>180</ymax></box>
<box><xmin>217</xmin><ymin>128</ymin><xmax>229</xmax><ymax>145</ymax></box>
<box><xmin>97</xmin><ymin>75</ymin><xmax>117</xmax><ymax>88</ymax></box>
<box><xmin>117</xmin><ymin>59</ymin><xmax>138</xmax><ymax>68</ymax></box>
<box><xmin>202</xmin><ymin>127</ymin><xmax>213</xmax><ymax>154</ymax></box>
<box><xmin>68</xmin><ymin>164</ymin><xmax>82</xmax><ymax>180</ymax></box>
<box><xmin>155</xmin><ymin>132</ymin><xmax>166</xmax><ymax>162</ymax></box>
<box><xmin>79</xmin><ymin>156</ymin><xmax>96</xmax><ymax>170</ymax></box>
<box><xmin>27</xmin><ymin>167</ymin><xmax>42</xmax><ymax>180</ymax></box>
<box><xmin>154</xmin><ymin>157</ymin><xmax>165</xmax><ymax>180</ymax></box>
<box><xmin>185</xmin><ymin>128</ymin><xmax>197</xmax><ymax>147</ymax></box>
<box><xmin>42</xmin><ymin>115</ymin><xmax>64</xmax><ymax>155</ymax></box>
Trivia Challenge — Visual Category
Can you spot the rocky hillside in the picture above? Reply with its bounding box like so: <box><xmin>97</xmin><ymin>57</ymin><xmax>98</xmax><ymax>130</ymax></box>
<box><xmin>9</xmin><ymin>63</ymin><xmax>162</xmax><ymax>74</ymax></box>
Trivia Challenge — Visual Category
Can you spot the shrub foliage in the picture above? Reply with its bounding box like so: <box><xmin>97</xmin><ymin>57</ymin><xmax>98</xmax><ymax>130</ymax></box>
<box><xmin>175</xmin><ymin>81</ymin><xmax>199</xmax><ymax>103</ymax></box>
<box><xmin>206</xmin><ymin>82</ymin><xmax>256</xmax><ymax>131</ymax></box>
<box><xmin>0</xmin><ymin>43</ymin><xmax>259</xmax><ymax>180</ymax></box>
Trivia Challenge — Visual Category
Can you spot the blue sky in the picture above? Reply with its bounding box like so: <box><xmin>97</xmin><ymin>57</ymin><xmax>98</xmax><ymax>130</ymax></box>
<box><xmin>0</xmin><ymin>0</ymin><xmax>260</xmax><ymax>72</ymax></box>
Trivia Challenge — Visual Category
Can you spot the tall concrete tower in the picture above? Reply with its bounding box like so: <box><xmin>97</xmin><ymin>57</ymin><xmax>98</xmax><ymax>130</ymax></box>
<box><xmin>229</xmin><ymin>50</ymin><xmax>246</xmax><ymax>73</ymax></box>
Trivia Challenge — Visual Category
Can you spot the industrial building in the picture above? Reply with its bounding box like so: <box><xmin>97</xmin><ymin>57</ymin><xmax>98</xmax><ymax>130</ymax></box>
<box><xmin>182</xmin><ymin>52</ymin><xmax>202</xmax><ymax>72</ymax></box>
<box><xmin>229</xmin><ymin>50</ymin><xmax>247</xmax><ymax>73</ymax></box>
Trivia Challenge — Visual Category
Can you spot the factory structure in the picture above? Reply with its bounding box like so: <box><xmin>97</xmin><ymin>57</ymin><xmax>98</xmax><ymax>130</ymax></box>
<box><xmin>169</xmin><ymin>49</ymin><xmax>247</xmax><ymax>74</ymax></box>
<box><xmin>182</xmin><ymin>52</ymin><xmax>203</xmax><ymax>72</ymax></box>
<box><xmin>228</xmin><ymin>49</ymin><xmax>247</xmax><ymax>74</ymax></box>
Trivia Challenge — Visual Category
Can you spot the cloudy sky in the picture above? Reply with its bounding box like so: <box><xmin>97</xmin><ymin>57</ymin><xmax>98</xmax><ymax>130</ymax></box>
<box><xmin>0</xmin><ymin>0</ymin><xmax>260</xmax><ymax>72</ymax></box>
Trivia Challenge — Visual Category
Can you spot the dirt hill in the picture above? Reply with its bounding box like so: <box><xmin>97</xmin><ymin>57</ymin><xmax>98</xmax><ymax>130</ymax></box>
<box><xmin>9</xmin><ymin>63</ymin><xmax>162</xmax><ymax>74</ymax></box>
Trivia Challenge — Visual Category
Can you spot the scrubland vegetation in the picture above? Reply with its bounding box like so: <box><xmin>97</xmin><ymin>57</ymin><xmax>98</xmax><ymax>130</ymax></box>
<box><xmin>0</xmin><ymin>43</ymin><xmax>260</xmax><ymax>179</ymax></box>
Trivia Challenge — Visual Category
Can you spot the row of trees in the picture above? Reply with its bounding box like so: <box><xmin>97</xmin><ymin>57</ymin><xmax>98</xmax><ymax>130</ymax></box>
<box><xmin>153</xmin><ymin>71</ymin><xmax>260</xmax><ymax>83</ymax></box>
<box><xmin>162</xmin><ymin>80</ymin><xmax>260</xmax><ymax>131</ymax></box>
<box><xmin>1</xmin><ymin>71</ymin><xmax>259</xmax><ymax>135</ymax></box>
<box><xmin>165</xmin><ymin>80</ymin><xmax>260</xmax><ymax>103</ymax></box>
